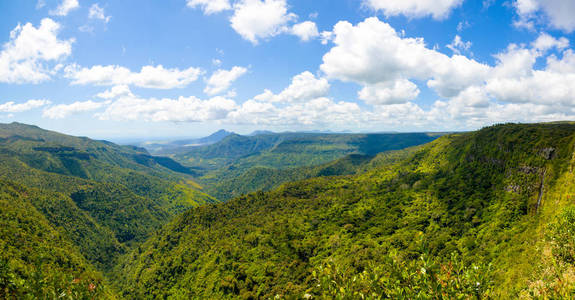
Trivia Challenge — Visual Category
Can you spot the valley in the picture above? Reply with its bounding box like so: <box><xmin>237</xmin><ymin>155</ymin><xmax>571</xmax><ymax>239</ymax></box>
<box><xmin>2</xmin><ymin>122</ymin><xmax>575</xmax><ymax>298</ymax></box>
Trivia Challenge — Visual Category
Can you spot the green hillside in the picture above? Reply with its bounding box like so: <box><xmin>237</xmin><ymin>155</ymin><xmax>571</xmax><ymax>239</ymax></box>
<box><xmin>116</xmin><ymin>123</ymin><xmax>575</xmax><ymax>298</ymax></box>
<box><xmin>159</xmin><ymin>132</ymin><xmax>440</xmax><ymax>200</ymax></box>
<box><xmin>0</xmin><ymin>180</ymin><xmax>110</xmax><ymax>298</ymax></box>
<box><xmin>170</xmin><ymin>132</ymin><xmax>439</xmax><ymax>171</ymax></box>
<box><xmin>203</xmin><ymin>154</ymin><xmax>382</xmax><ymax>201</ymax></box>
<box><xmin>0</xmin><ymin>122</ymin><xmax>215</xmax><ymax>296</ymax></box>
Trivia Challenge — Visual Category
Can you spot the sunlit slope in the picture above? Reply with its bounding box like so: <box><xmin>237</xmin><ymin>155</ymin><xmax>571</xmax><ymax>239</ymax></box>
<box><xmin>117</xmin><ymin>123</ymin><xmax>575</xmax><ymax>298</ymax></box>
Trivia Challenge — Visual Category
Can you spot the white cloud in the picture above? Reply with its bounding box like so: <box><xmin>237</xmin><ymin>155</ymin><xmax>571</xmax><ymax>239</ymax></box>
<box><xmin>514</xmin><ymin>0</ymin><xmax>575</xmax><ymax>32</ymax></box>
<box><xmin>531</xmin><ymin>32</ymin><xmax>569</xmax><ymax>52</ymax></box>
<box><xmin>320</xmin><ymin>18</ymin><xmax>489</xmax><ymax>102</ymax></box>
<box><xmin>96</xmin><ymin>85</ymin><xmax>134</xmax><ymax>99</ymax></box>
<box><xmin>230</xmin><ymin>0</ymin><xmax>296</xmax><ymax>44</ymax></box>
<box><xmin>358</xmin><ymin>79</ymin><xmax>420</xmax><ymax>105</ymax></box>
<box><xmin>229</xmin><ymin>97</ymin><xmax>362</xmax><ymax>127</ymax></box>
<box><xmin>187</xmin><ymin>0</ymin><xmax>232</xmax><ymax>14</ymax></box>
<box><xmin>0</xmin><ymin>18</ymin><xmax>73</xmax><ymax>84</ymax></box>
<box><xmin>50</xmin><ymin>0</ymin><xmax>79</xmax><ymax>16</ymax></box>
<box><xmin>447</xmin><ymin>35</ymin><xmax>472</xmax><ymax>55</ymax></box>
<box><xmin>98</xmin><ymin>95</ymin><xmax>237</xmax><ymax>122</ymax></box>
<box><xmin>364</xmin><ymin>0</ymin><xmax>463</xmax><ymax>20</ymax></box>
<box><xmin>204</xmin><ymin>66</ymin><xmax>248</xmax><ymax>95</ymax></box>
<box><xmin>291</xmin><ymin>21</ymin><xmax>319</xmax><ymax>41</ymax></box>
<box><xmin>212</xmin><ymin>59</ymin><xmax>222</xmax><ymax>66</ymax></box>
<box><xmin>65</xmin><ymin>64</ymin><xmax>202</xmax><ymax>89</ymax></box>
<box><xmin>36</xmin><ymin>0</ymin><xmax>46</xmax><ymax>9</ymax></box>
<box><xmin>254</xmin><ymin>71</ymin><xmax>329</xmax><ymax>103</ymax></box>
<box><xmin>43</xmin><ymin>100</ymin><xmax>107</xmax><ymax>119</ymax></box>
<box><xmin>89</xmin><ymin>4</ymin><xmax>111</xmax><ymax>23</ymax></box>
<box><xmin>457</xmin><ymin>20</ymin><xmax>470</xmax><ymax>32</ymax></box>
<box><xmin>313</xmin><ymin>17</ymin><xmax>575</xmax><ymax>130</ymax></box>
<box><xmin>0</xmin><ymin>99</ymin><xmax>51</xmax><ymax>113</ymax></box>
<box><xmin>547</xmin><ymin>49</ymin><xmax>575</xmax><ymax>73</ymax></box>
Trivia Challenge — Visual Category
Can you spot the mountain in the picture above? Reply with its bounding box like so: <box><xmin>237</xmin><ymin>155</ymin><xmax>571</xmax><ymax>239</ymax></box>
<box><xmin>248</xmin><ymin>130</ymin><xmax>276</xmax><ymax>136</ymax></box>
<box><xmin>139</xmin><ymin>129</ymin><xmax>234</xmax><ymax>154</ymax></box>
<box><xmin>167</xmin><ymin>132</ymin><xmax>441</xmax><ymax>200</ymax></box>
<box><xmin>0</xmin><ymin>122</ymin><xmax>215</xmax><ymax>296</ymax></box>
<box><xmin>170</xmin><ymin>129</ymin><xmax>234</xmax><ymax>147</ymax></box>
<box><xmin>163</xmin><ymin>132</ymin><xmax>441</xmax><ymax>169</ymax></box>
<box><xmin>115</xmin><ymin>123</ymin><xmax>575</xmax><ymax>298</ymax></box>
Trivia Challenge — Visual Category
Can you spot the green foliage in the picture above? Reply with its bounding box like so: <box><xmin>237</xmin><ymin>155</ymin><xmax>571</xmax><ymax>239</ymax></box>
<box><xmin>0</xmin><ymin>180</ymin><xmax>109</xmax><ymax>299</ymax></box>
<box><xmin>548</xmin><ymin>206</ymin><xmax>575</xmax><ymax>264</ymax></box>
<box><xmin>0</xmin><ymin>122</ymin><xmax>216</xmax><ymax>296</ymax></box>
<box><xmin>6</xmin><ymin>122</ymin><xmax>575</xmax><ymax>298</ymax></box>
<box><xmin>116</xmin><ymin>123</ymin><xmax>575</xmax><ymax>298</ymax></box>
<box><xmin>311</xmin><ymin>251</ymin><xmax>492</xmax><ymax>299</ymax></box>
<box><xmin>167</xmin><ymin>132</ymin><xmax>439</xmax><ymax>201</ymax></box>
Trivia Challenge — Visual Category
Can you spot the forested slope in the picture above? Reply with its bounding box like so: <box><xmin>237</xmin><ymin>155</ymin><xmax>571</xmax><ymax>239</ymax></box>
<box><xmin>159</xmin><ymin>132</ymin><xmax>439</xmax><ymax>200</ymax></box>
<box><xmin>117</xmin><ymin>123</ymin><xmax>575</xmax><ymax>298</ymax></box>
<box><xmin>0</xmin><ymin>122</ymin><xmax>215</xmax><ymax>296</ymax></box>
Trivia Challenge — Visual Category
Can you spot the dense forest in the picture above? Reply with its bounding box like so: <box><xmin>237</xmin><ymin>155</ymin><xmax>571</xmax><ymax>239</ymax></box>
<box><xmin>116</xmin><ymin>123</ymin><xmax>575</xmax><ymax>298</ymax></box>
<box><xmin>151</xmin><ymin>131</ymin><xmax>440</xmax><ymax>200</ymax></box>
<box><xmin>0</xmin><ymin>122</ymin><xmax>215</xmax><ymax>297</ymax></box>
<box><xmin>3</xmin><ymin>122</ymin><xmax>575</xmax><ymax>298</ymax></box>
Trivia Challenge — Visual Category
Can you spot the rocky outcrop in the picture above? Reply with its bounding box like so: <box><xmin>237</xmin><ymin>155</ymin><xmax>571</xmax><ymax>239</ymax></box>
<box><xmin>540</xmin><ymin>147</ymin><xmax>556</xmax><ymax>160</ymax></box>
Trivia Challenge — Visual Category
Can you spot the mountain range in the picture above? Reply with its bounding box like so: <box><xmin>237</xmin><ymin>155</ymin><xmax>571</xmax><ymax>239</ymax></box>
<box><xmin>2</xmin><ymin>122</ymin><xmax>575</xmax><ymax>298</ymax></box>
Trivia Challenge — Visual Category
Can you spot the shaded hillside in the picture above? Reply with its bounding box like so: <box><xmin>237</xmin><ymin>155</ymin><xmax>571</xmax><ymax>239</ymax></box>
<box><xmin>162</xmin><ymin>132</ymin><xmax>440</xmax><ymax>200</ymax></box>
<box><xmin>203</xmin><ymin>154</ymin><xmax>382</xmax><ymax>201</ymax></box>
<box><xmin>116</xmin><ymin>123</ymin><xmax>575</xmax><ymax>298</ymax></box>
<box><xmin>0</xmin><ymin>122</ymin><xmax>215</xmax><ymax>296</ymax></box>
<box><xmin>141</xmin><ymin>129</ymin><xmax>234</xmax><ymax>154</ymax></box>
<box><xmin>0</xmin><ymin>180</ymin><xmax>111</xmax><ymax>298</ymax></box>
<box><xmin>171</xmin><ymin>132</ymin><xmax>439</xmax><ymax>171</ymax></box>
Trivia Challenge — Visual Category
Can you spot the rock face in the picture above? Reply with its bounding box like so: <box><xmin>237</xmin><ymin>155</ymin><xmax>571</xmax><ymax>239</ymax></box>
<box><xmin>540</xmin><ymin>147</ymin><xmax>556</xmax><ymax>160</ymax></box>
<box><xmin>518</xmin><ymin>165</ymin><xmax>539</xmax><ymax>174</ymax></box>
<box><xmin>505</xmin><ymin>184</ymin><xmax>521</xmax><ymax>193</ymax></box>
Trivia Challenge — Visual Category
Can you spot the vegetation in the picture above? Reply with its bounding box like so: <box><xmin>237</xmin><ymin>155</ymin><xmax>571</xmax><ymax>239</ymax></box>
<box><xmin>116</xmin><ymin>123</ymin><xmax>575</xmax><ymax>298</ymax></box>
<box><xmin>0</xmin><ymin>180</ymin><xmax>108</xmax><ymax>299</ymax></box>
<box><xmin>6</xmin><ymin>122</ymin><xmax>575</xmax><ymax>298</ymax></box>
<box><xmin>155</xmin><ymin>132</ymin><xmax>440</xmax><ymax>200</ymax></box>
<box><xmin>0</xmin><ymin>122</ymin><xmax>215</xmax><ymax>296</ymax></box>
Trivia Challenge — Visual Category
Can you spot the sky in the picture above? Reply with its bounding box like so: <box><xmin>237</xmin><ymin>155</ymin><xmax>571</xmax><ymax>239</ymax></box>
<box><xmin>1</xmin><ymin>0</ymin><xmax>575</xmax><ymax>139</ymax></box>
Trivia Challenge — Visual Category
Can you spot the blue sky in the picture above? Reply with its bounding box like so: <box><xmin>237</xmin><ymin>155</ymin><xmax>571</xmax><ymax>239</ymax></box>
<box><xmin>1</xmin><ymin>0</ymin><xmax>575</xmax><ymax>139</ymax></box>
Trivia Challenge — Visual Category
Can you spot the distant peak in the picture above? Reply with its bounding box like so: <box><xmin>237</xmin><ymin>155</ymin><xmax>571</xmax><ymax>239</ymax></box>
<box><xmin>207</xmin><ymin>130</ymin><xmax>234</xmax><ymax>138</ymax></box>
<box><xmin>249</xmin><ymin>130</ymin><xmax>275</xmax><ymax>136</ymax></box>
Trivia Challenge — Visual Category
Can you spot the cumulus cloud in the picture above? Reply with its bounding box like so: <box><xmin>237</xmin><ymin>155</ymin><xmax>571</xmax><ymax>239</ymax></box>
<box><xmin>230</xmin><ymin>0</ymin><xmax>296</xmax><ymax>44</ymax></box>
<box><xmin>531</xmin><ymin>32</ymin><xmax>569</xmax><ymax>52</ymax></box>
<box><xmin>358</xmin><ymin>79</ymin><xmax>420</xmax><ymax>105</ymax></box>
<box><xmin>312</xmin><ymin>17</ymin><xmax>575</xmax><ymax>130</ymax></box>
<box><xmin>204</xmin><ymin>66</ymin><xmax>248</xmax><ymax>95</ymax></box>
<box><xmin>291</xmin><ymin>21</ymin><xmax>319</xmax><ymax>41</ymax></box>
<box><xmin>98</xmin><ymin>95</ymin><xmax>238</xmax><ymax>122</ymax></box>
<box><xmin>89</xmin><ymin>4</ymin><xmax>111</xmax><ymax>23</ymax></box>
<box><xmin>514</xmin><ymin>0</ymin><xmax>575</xmax><ymax>32</ymax></box>
<box><xmin>187</xmin><ymin>0</ymin><xmax>232</xmax><ymax>14</ymax></box>
<box><xmin>50</xmin><ymin>0</ymin><xmax>79</xmax><ymax>16</ymax></box>
<box><xmin>96</xmin><ymin>85</ymin><xmax>134</xmax><ymax>99</ymax></box>
<box><xmin>65</xmin><ymin>64</ymin><xmax>202</xmax><ymax>89</ymax></box>
<box><xmin>0</xmin><ymin>99</ymin><xmax>51</xmax><ymax>113</ymax></box>
<box><xmin>363</xmin><ymin>0</ymin><xmax>463</xmax><ymax>20</ymax></box>
<box><xmin>0</xmin><ymin>18</ymin><xmax>73</xmax><ymax>84</ymax></box>
<box><xmin>320</xmin><ymin>18</ymin><xmax>489</xmax><ymax>102</ymax></box>
<box><xmin>186</xmin><ymin>0</ymin><xmax>315</xmax><ymax>44</ymax></box>
<box><xmin>447</xmin><ymin>35</ymin><xmax>472</xmax><ymax>55</ymax></box>
<box><xmin>229</xmin><ymin>97</ymin><xmax>362</xmax><ymax>127</ymax></box>
<box><xmin>254</xmin><ymin>71</ymin><xmax>329</xmax><ymax>103</ymax></box>
<box><xmin>43</xmin><ymin>100</ymin><xmax>107</xmax><ymax>119</ymax></box>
